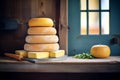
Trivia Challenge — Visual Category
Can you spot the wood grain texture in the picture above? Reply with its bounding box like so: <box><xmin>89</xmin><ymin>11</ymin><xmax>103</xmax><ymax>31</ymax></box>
<box><xmin>0</xmin><ymin>0</ymin><xmax>61</xmax><ymax>55</ymax></box>
<box><xmin>0</xmin><ymin>56</ymin><xmax>120</xmax><ymax>72</ymax></box>
<box><xmin>59</xmin><ymin>0</ymin><xmax>68</xmax><ymax>54</ymax></box>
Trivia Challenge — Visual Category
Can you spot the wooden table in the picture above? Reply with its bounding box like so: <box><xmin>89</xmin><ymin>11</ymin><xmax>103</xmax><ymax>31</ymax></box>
<box><xmin>0</xmin><ymin>56</ymin><xmax>120</xmax><ymax>72</ymax></box>
<box><xmin>0</xmin><ymin>56</ymin><xmax>120</xmax><ymax>80</ymax></box>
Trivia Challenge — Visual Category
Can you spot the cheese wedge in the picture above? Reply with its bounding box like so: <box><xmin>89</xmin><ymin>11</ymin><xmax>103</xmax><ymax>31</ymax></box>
<box><xmin>49</xmin><ymin>50</ymin><xmax>65</xmax><ymax>58</ymax></box>
<box><xmin>26</xmin><ymin>35</ymin><xmax>59</xmax><ymax>43</ymax></box>
<box><xmin>24</xmin><ymin>43</ymin><xmax>59</xmax><ymax>52</ymax></box>
<box><xmin>27</xmin><ymin>27</ymin><xmax>56</xmax><ymax>35</ymax></box>
<box><xmin>28</xmin><ymin>52</ymin><xmax>49</xmax><ymax>59</ymax></box>
<box><xmin>28</xmin><ymin>18</ymin><xmax>54</xmax><ymax>27</ymax></box>
<box><xmin>15</xmin><ymin>50</ymin><xmax>27</xmax><ymax>58</ymax></box>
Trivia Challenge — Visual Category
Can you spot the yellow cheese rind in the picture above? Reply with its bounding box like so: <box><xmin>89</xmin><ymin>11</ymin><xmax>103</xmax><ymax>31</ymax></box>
<box><xmin>26</xmin><ymin>35</ymin><xmax>59</xmax><ymax>43</ymax></box>
<box><xmin>24</xmin><ymin>43</ymin><xmax>59</xmax><ymax>52</ymax></box>
<box><xmin>28</xmin><ymin>18</ymin><xmax>54</xmax><ymax>27</ymax></box>
<box><xmin>28</xmin><ymin>27</ymin><xmax>56</xmax><ymax>35</ymax></box>
<box><xmin>15</xmin><ymin>50</ymin><xmax>27</xmax><ymax>58</ymax></box>
<box><xmin>28</xmin><ymin>52</ymin><xmax>49</xmax><ymax>59</ymax></box>
<box><xmin>49</xmin><ymin>50</ymin><xmax>65</xmax><ymax>58</ymax></box>
<box><xmin>91</xmin><ymin>45</ymin><xmax>110</xmax><ymax>58</ymax></box>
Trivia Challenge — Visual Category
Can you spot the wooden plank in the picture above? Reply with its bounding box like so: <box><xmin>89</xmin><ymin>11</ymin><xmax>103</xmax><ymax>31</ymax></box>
<box><xmin>0</xmin><ymin>56</ymin><xmax>120</xmax><ymax>64</ymax></box>
<box><xmin>0</xmin><ymin>56</ymin><xmax>120</xmax><ymax>72</ymax></box>
<box><xmin>59</xmin><ymin>0</ymin><xmax>68</xmax><ymax>54</ymax></box>
<box><xmin>0</xmin><ymin>62</ymin><xmax>120</xmax><ymax>72</ymax></box>
<box><xmin>31</xmin><ymin>0</ymin><xmax>39</xmax><ymax>18</ymax></box>
<box><xmin>31</xmin><ymin>0</ymin><xmax>56</xmax><ymax>19</ymax></box>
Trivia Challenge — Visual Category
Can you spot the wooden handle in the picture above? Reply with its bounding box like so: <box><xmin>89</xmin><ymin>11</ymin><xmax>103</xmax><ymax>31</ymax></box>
<box><xmin>4</xmin><ymin>53</ymin><xmax>23</xmax><ymax>61</ymax></box>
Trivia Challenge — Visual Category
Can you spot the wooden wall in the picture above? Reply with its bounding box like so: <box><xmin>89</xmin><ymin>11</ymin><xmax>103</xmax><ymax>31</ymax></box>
<box><xmin>0</xmin><ymin>0</ymin><xmax>60</xmax><ymax>55</ymax></box>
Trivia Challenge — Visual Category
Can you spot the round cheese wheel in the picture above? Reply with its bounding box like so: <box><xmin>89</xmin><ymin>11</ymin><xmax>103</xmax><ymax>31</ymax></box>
<box><xmin>26</xmin><ymin>35</ymin><xmax>59</xmax><ymax>43</ymax></box>
<box><xmin>90</xmin><ymin>44</ymin><xmax>110</xmax><ymax>58</ymax></box>
<box><xmin>24</xmin><ymin>43</ymin><xmax>59</xmax><ymax>52</ymax></box>
<box><xmin>28</xmin><ymin>27</ymin><xmax>56</xmax><ymax>35</ymax></box>
<box><xmin>28</xmin><ymin>18</ymin><xmax>54</xmax><ymax>27</ymax></box>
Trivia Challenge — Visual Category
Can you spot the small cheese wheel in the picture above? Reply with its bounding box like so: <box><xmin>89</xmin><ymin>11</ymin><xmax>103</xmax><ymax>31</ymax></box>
<box><xmin>26</xmin><ymin>35</ymin><xmax>59</xmax><ymax>43</ymax></box>
<box><xmin>91</xmin><ymin>44</ymin><xmax>110</xmax><ymax>58</ymax></box>
<box><xmin>28</xmin><ymin>18</ymin><xmax>54</xmax><ymax>27</ymax></box>
<box><xmin>28</xmin><ymin>52</ymin><xmax>49</xmax><ymax>59</ymax></box>
<box><xmin>15</xmin><ymin>50</ymin><xmax>27</xmax><ymax>58</ymax></box>
<box><xmin>24</xmin><ymin>43</ymin><xmax>59</xmax><ymax>52</ymax></box>
<box><xmin>49</xmin><ymin>50</ymin><xmax>65</xmax><ymax>58</ymax></box>
<box><xmin>28</xmin><ymin>27</ymin><xmax>56</xmax><ymax>35</ymax></box>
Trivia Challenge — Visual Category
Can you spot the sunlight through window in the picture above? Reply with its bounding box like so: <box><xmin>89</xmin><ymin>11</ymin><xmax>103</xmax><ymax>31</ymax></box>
<box><xmin>80</xmin><ymin>0</ymin><xmax>110</xmax><ymax>35</ymax></box>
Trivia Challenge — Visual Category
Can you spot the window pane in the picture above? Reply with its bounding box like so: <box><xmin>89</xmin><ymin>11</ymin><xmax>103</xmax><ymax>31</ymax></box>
<box><xmin>89</xmin><ymin>0</ymin><xmax>99</xmax><ymax>10</ymax></box>
<box><xmin>101</xmin><ymin>0</ymin><xmax>109</xmax><ymax>10</ymax></box>
<box><xmin>89</xmin><ymin>12</ymin><xmax>99</xmax><ymax>35</ymax></box>
<box><xmin>81</xmin><ymin>12</ymin><xmax>87</xmax><ymax>35</ymax></box>
<box><xmin>80</xmin><ymin>0</ymin><xmax>86</xmax><ymax>10</ymax></box>
<box><xmin>101</xmin><ymin>12</ymin><xmax>109</xmax><ymax>34</ymax></box>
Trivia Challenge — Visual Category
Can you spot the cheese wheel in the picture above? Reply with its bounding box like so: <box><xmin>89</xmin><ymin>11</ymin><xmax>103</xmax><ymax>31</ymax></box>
<box><xmin>26</xmin><ymin>35</ymin><xmax>59</xmax><ymax>43</ymax></box>
<box><xmin>91</xmin><ymin>44</ymin><xmax>110</xmax><ymax>58</ymax></box>
<box><xmin>28</xmin><ymin>27</ymin><xmax>56</xmax><ymax>35</ymax></box>
<box><xmin>28</xmin><ymin>18</ymin><xmax>54</xmax><ymax>27</ymax></box>
<box><xmin>49</xmin><ymin>50</ymin><xmax>65</xmax><ymax>58</ymax></box>
<box><xmin>24</xmin><ymin>43</ymin><xmax>59</xmax><ymax>52</ymax></box>
<box><xmin>28</xmin><ymin>52</ymin><xmax>49</xmax><ymax>59</ymax></box>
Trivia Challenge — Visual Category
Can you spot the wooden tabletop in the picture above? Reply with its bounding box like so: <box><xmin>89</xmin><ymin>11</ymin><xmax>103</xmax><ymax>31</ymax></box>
<box><xmin>0</xmin><ymin>56</ymin><xmax>120</xmax><ymax>72</ymax></box>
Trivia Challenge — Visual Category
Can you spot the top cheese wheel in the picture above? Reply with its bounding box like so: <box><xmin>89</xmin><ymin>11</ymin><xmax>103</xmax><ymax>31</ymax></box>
<box><xmin>28</xmin><ymin>18</ymin><xmax>54</xmax><ymax>27</ymax></box>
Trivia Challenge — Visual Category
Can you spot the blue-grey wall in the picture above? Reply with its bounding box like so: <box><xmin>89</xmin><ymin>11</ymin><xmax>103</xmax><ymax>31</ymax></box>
<box><xmin>68</xmin><ymin>0</ymin><xmax>120</xmax><ymax>56</ymax></box>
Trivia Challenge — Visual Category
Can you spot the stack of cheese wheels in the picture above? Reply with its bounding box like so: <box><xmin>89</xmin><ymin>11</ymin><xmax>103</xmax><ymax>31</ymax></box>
<box><xmin>24</xmin><ymin>18</ymin><xmax>60</xmax><ymax>59</ymax></box>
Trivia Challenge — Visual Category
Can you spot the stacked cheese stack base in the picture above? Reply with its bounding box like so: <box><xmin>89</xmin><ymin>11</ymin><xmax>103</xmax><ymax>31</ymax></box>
<box><xmin>24</xmin><ymin>18</ymin><xmax>65</xmax><ymax>59</ymax></box>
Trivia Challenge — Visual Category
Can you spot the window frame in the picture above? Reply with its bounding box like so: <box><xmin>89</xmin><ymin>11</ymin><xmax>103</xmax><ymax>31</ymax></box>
<box><xmin>80</xmin><ymin>0</ymin><xmax>110</xmax><ymax>35</ymax></box>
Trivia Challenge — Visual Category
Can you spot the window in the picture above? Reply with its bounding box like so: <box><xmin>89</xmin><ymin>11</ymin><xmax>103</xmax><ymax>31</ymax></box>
<box><xmin>80</xmin><ymin>0</ymin><xmax>110</xmax><ymax>35</ymax></box>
